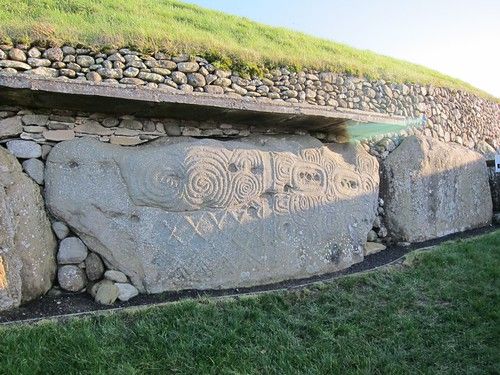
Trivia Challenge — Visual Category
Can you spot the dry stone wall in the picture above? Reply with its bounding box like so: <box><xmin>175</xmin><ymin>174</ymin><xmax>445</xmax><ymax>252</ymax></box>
<box><xmin>0</xmin><ymin>43</ymin><xmax>498</xmax><ymax>310</ymax></box>
<box><xmin>0</xmin><ymin>44</ymin><xmax>499</xmax><ymax>149</ymax></box>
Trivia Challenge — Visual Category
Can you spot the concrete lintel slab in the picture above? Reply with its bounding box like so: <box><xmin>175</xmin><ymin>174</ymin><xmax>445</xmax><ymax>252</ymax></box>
<box><xmin>0</xmin><ymin>74</ymin><xmax>406</xmax><ymax>131</ymax></box>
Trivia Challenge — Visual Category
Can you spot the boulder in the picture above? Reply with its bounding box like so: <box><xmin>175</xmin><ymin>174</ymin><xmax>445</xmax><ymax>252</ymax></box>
<box><xmin>381</xmin><ymin>135</ymin><xmax>492</xmax><ymax>242</ymax></box>
<box><xmin>0</xmin><ymin>146</ymin><xmax>56</xmax><ymax>310</ymax></box>
<box><xmin>45</xmin><ymin>136</ymin><xmax>379</xmax><ymax>293</ymax></box>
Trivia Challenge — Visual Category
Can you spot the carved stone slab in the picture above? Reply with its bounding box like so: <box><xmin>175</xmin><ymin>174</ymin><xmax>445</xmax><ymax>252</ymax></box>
<box><xmin>45</xmin><ymin>136</ymin><xmax>379</xmax><ymax>292</ymax></box>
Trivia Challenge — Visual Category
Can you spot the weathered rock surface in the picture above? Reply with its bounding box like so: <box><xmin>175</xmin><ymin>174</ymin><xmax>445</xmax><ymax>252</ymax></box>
<box><xmin>381</xmin><ymin>135</ymin><xmax>492</xmax><ymax>242</ymax></box>
<box><xmin>94</xmin><ymin>280</ymin><xmax>119</xmax><ymax>305</ymax></box>
<box><xmin>57</xmin><ymin>237</ymin><xmax>88</xmax><ymax>265</ymax></box>
<box><xmin>0</xmin><ymin>146</ymin><xmax>56</xmax><ymax>310</ymax></box>
<box><xmin>22</xmin><ymin>158</ymin><xmax>44</xmax><ymax>184</ymax></box>
<box><xmin>6</xmin><ymin>140</ymin><xmax>41</xmax><ymax>158</ymax></box>
<box><xmin>0</xmin><ymin>116</ymin><xmax>22</xmax><ymax>138</ymax></box>
<box><xmin>116</xmin><ymin>282</ymin><xmax>139</xmax><ymax>302</ymax></box>
<box><xmin>57</xmin><ymin>265</ymin><xmax>86</xmax><ymax>292</ymax></box>
<box><xmin>45</xmin><ymin>136</ymin><xmax>379</xmax><ymax>293</ymax></box>
<box><xmin>85</xmin><ymin>252</ymin><xmax>105</xmax><ymax>281</ymax></box>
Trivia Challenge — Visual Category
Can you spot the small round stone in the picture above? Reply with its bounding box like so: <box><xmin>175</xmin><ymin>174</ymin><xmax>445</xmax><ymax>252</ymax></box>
<box><xmin>57</xmin><ymin>237</ymin><xmax>88</xmax><ymax>265</ymax></box>
<box><xmin>62</xmin><ymin>46</ymin><xmax>76</xmax><ymax>55</ymax></box>
<box><xmin>58</xmin><ymin>265</ymin><xmax>87</xmax><ymax>292</ymax></box>
<box><xmin>104</xmin><ymin>270</ymin><xmax>128</xmax><ymax>283</ymax></box>
<box><xmin>6</xmin><ymin>140</ymin><xmax>42</xmax><ymax>159</ymax></box>
<box><xmin>43</xmin><ymin>47</ymin><xmax>64</xmax><ymax>62</ymax></box>
<box><xmin>76</xmin><ymin>55</ymin><xmax>95</xmax><ymax>68</ymax></box>
<box><xmin>52</xmin><ymin>221</ymin><xmax>70</xmax><ymax>240</ymax></box>
<box><xmin>94</xmin><ymin>280</ymin><xmax>119</xmax><ymax>305</ymax></box>
<box><xmin>27</xmin><ymin>49</ymin><xmax>46</xmax><ymax>61</ymax></box>
<box><xmin>8</xmin><ymin>48</ymin><xmax>26</xmax><ymax>62</ymax></box>
<box><xmin>163</xmin><ymin>123</ymin><xmax>181</xmax><ymax>136</ymax></box>
<box><xmin>86</xmin><ymin>71</ymin><xmax>102</xmax><ymax>82</ymax></box>
<box><xmin>85</xmin><ymin>252</ymin><xmax>105</xmax><ymax>281</ymax></box>
<box><xmin>187</xmin><ymin>73</ymin><xmax>206</xmax><ymax>87</ymax></box>
<box><xmin>21</xmin><ymin>158</ymin><xmax>44</xmax><ymax>185</ymax></box>
<box><xmin>179</xmin><ymin>84</ymin><xmax>193</xmax><ymax>92</ymax></box>
<box><xmin>176</xmin><ymin>61</ymin><xmax>199</xmax><ymax>73</ymax></box>
<box><xmin>171</xmin><ymin>71</ymin><xmax>187</xmax><ymax>85</ymax></box>
<box><xmin>115</xmin><ymin>283</ymin><xmax>139</xmax><ymax>302</ymax></box>
<box><xmin>123</xmin><ymin>67</ymin><xmax>139</xmax><ymax>78</ymax></box>
<box><xmin>102</xmin><ymin>118</ymin><xmax>120</xmax><ymax>128</ymax></box>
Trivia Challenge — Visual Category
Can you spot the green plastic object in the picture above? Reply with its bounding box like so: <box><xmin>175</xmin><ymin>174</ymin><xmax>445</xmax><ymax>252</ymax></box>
<box><xmin>346</xmin><ymin>116</ymin><xmax>425</xmax><ymax>142</ymax></box>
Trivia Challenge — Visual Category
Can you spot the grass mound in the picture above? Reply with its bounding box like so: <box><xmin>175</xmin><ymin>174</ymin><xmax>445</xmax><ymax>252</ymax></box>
<box><xmin>1</xmin><ymin>230</ymin><xmax>499</xmax><ymax>374</ymax></box>
<box><xmin>0</xmin><ymin>0</ymin><xmax>495</xmax><ymax>98</ymax></box>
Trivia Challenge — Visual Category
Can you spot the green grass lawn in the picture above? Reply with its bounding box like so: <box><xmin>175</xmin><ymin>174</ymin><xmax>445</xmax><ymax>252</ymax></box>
<box><xmin>0</xmin><ymin>0</ymin><xmax>495</xmax><ymax>99</ymax></box>
<box><xmin>0</xmin><ymin>230</ymin><xmax>499</xmax><ymax>374</ymax></box>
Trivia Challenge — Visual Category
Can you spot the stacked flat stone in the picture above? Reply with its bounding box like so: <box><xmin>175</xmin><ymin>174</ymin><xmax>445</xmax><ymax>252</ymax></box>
<box><xmin>0</xmin><ymin>44</ymin><xmax>498</xmax><ymax>150</ymax></box>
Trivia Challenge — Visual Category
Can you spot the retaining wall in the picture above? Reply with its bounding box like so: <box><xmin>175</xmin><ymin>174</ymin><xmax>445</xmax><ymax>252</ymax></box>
<box><xmin>0</xmin><ymin>43</ymin><xmax>498</xmax><ymax>311</ymax></box>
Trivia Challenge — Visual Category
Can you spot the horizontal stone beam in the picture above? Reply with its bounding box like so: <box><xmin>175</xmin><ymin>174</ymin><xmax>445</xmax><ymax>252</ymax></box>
<box><xmin>0</xmin><ymin>75</ymin><xmax>406</xmax><ymax>132</ymax></box>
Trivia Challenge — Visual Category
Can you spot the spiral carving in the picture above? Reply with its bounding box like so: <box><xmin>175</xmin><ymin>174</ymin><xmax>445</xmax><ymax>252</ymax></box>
<box><xmin>273</xmin><ymin>153</ymin><xmax>294</xmax><ymax>189</ymax></box>
<box><xmin>361</xmin><ymin>175</ymin><xmax>377</xmax><ymax>193</ymax></box>
<box><xmin>273</xmin><ymin>193</ymin><xmax>291</xmax><ymax>215</ymax></box>
<box><xmin>301</xmin><ymin>148</ymin><xmax>322</xmax><ymax>164</ymax></box>
<box><xmin>233</xmin><ymin>172</ymin><xmax>263</xmax><ymax>205</ymax></box>
<box><xmin>356</xmin><ymin>154</ymin><xmax>377</xmax><ymax>175</ymax></box>
<box><xmin>146</xmin><ymin>165</ymin><xmax>183</xmax><ymax>203</ymax></box>
<box><xmin>120</xmin><ymin>155</ymin><xmax>185</xmax><ymax>209</ymax></box>
<box><xmin>230</xmin><ymin>150</ymin><xmax>263</xmax><ymax>172</ymax></box>
<box><xmin>184</xmin><ymin>149</ymin><xmax>232</xmax><ymax>208</ymax></box>
<box><xmin>120</xmin><ymin>144</ymin><xmax>377</xmax><ymax>215</ymax></box>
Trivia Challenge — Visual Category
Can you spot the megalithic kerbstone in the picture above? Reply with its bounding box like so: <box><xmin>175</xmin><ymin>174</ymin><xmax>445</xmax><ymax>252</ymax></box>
<box><xmin>45</xmin><ymin>135</ymin><xmax>379</xmax><ymax>293</ymax></box>
<box><xmin>0</xmin><ymin>146</ymin><xmax>56</xmax><ymax>311</ymax></box>
<box><xmin>381</xmin><ymin>135</ymin><xmax>492</xmax><ymax>242</ymax></box>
